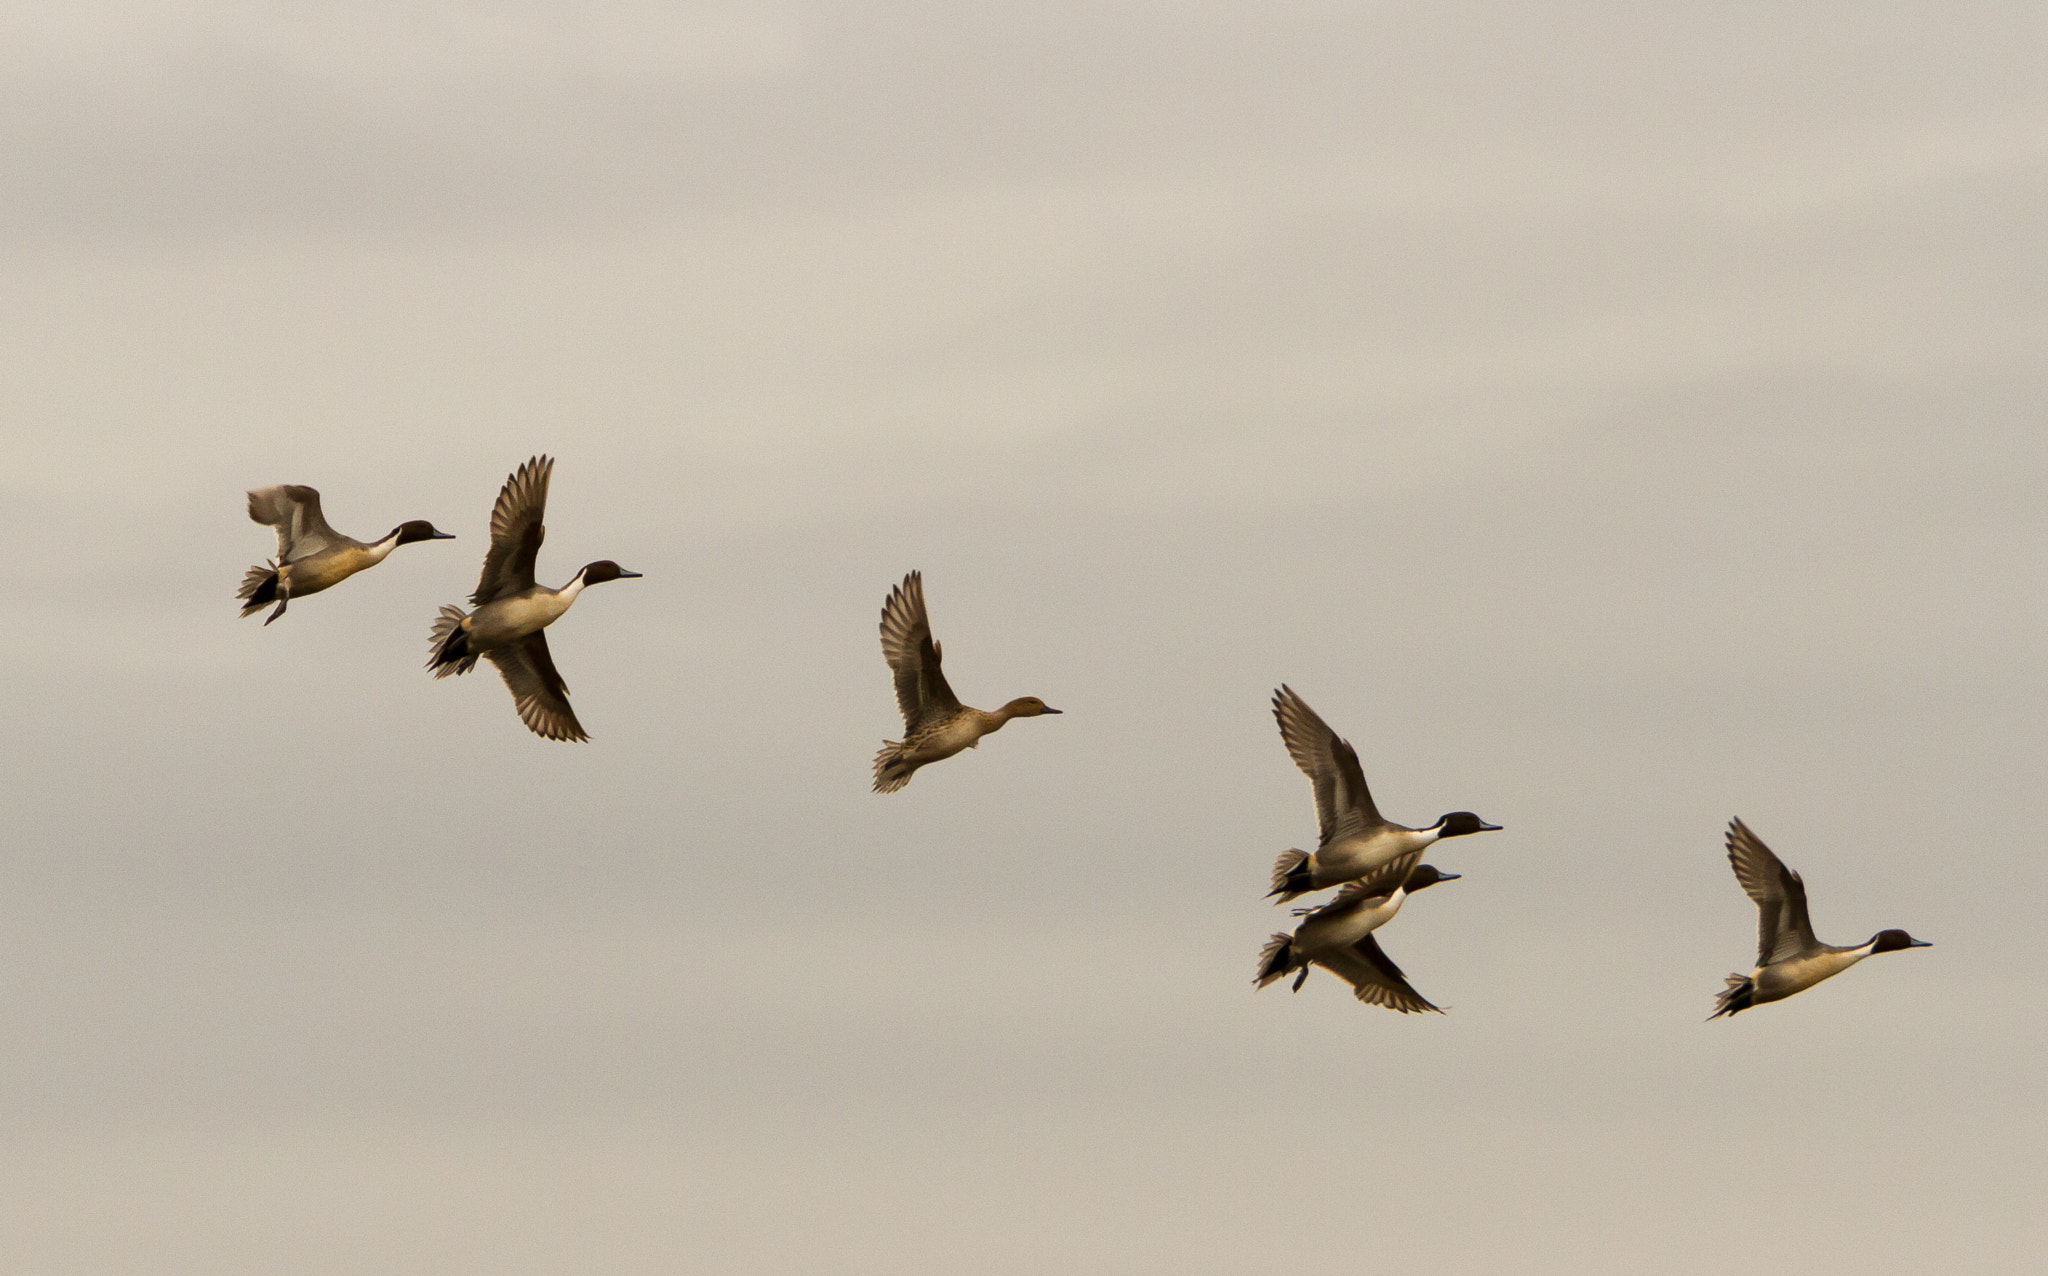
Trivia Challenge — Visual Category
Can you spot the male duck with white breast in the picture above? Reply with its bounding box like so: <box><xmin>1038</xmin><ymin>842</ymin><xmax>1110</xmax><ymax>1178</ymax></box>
<box><xmin>1267</xmin><ymin>685</ymin><xmax>1500</xmax><ymax>901</ymax></box>
<box><xmin>428</xmin><ymin>456</ymin><xmax>640</xmax><ymax>742</ymax></box>
<box><xmin>1711</xmin><ymin>817</ymin><xmax>1930</xmax><ymax>1018</ymax></box>
<box><xmin>238</xmin><ymin>484</ymin><xmax>454</xmax><ymax>624</ymax></box>
<box><xmin>1255</xmin><ymin>854</ymin><xmax>1461</xmax><ymax>1014</ymax></box>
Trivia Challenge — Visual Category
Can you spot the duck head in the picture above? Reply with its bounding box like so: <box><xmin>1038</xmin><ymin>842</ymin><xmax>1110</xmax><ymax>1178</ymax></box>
<box><xmin>1434</xmin><ymin>811</ymin><xmax>1502</xmax><ymax>838</ymax></box>
<box><xmin>578</xmin><ymin>560</ymin><xmax>644</xmax><ymax>585</ymax></box>
<box><xmin>999</xmin><ymin>696</ymin><xmax>1062</xmax><ymax>718</ymax></box>
<box><xmin>1404</xmin><ymin>864</ymin><xmax>1461</xmax><ymax>893</ymax></box>
<box><xmin>1870</xmin><ymin>929</ymin><xmax>1932</xmax><ymax>954</ymax></box>
<box><xmin>393</xmin><ymin>520</ymin><xmax>457</xmax><ymax>545</ymax></box>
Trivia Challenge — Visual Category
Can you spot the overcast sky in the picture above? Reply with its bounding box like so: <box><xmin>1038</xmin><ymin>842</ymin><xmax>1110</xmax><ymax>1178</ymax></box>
<box><xmin>4</xmin><ymin>4</ymin><xmax>2046</xmax><ymax>1273</ymax></box>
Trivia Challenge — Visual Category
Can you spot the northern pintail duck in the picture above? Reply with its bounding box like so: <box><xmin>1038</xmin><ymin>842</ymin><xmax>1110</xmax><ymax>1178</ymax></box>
<box><xmin>873</xmin><ymin>571</ymin><xmax>1060</xmax><ymax>793</ymax></box>
<box><xmin>1267</xmin><ymin>685</ymin><xmax>1499</xmax><ymax>901</ymax></box>
<box><xmin>238</xmin><ymin>485</ymin><xmax>453</xmax><ymax>624</ymax></box>
<box><xmin>1711</xmin><ymin>817</ymin><xmax>1930</xmax><ymax>1018</ymax></box>
<box><xmin>1255</xmin><ymin>856</ymin><xmax>1459</xmax><ymax>1013</ymax></box>
<box><xmin>427</xmin><ymin>456</ymin><xmax>640</xmax><ymax>742</ymax></box>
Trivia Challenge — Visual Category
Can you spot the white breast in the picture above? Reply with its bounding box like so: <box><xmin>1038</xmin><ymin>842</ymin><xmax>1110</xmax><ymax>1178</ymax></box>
<box><xmin>1295</xmin><ymin>887</ymin><xmax>1407</xmax><ymax>956</ymax></box>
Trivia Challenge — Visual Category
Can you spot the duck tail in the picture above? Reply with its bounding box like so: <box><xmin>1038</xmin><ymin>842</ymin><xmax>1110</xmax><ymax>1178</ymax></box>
<box><xmin>1254</xmin><ymin>934</ymin><xmax>1298</xmax><ymax>989</ymax></box>
<box><xmin>1709</xmin><ymin>973</ymin><xmax>1755</xmax><ymax>1020</ymax></box>
<box><xmin>427</xmin><ymin>605</ymin><xmax>477</xmax><ymax>678</ymax></box>
<box><xmin>1268</xmin><ymin>849</ymin><xmax>1313</xmax><ymax>900</ymax></box>
<box><xmin>872</xmin><ymin>741</ymin><xmax>915</xmax><ymax>794</ymax></box>
<box><xmin>237</xmin><ymin>563</ymin><xmax>279</xmax><ymax>618</ymax></box>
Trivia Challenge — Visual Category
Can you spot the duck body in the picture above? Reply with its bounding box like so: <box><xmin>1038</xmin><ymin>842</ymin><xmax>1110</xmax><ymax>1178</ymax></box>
<box><xmin>432</xmin><ymin>574</ymin><xmax>596</xmax><ymax>672</ymax></box>
<box><xmin>1290</xmin><ymin>867</ymin><xmax>1420</xmax><ymax>957</ymax></box>
<box><xmin>273</xmin><ymin>536</ymin><xmax>397</xmax><ymax>598</ymax></box>
<box><xmin>464</xmin><ymin>577</ymin><xmax>588</xmax><ymax>649</ymax></box>
<box><xmin>1710</xmin><ymin>818</ymin><xmax>1930</xmax><ymax>1018</ymax></box>
<box><xmin>426</xmin><ymin>457</ymin><xmax>639</xmax><ymax>743</ymax></box>
<box><xmin>1748</xmin><ymin>944</ymin><xmax>1878</xmax><ymax>1005</ymax></box>
<box><xmin>873</xmin><ymin>571</ymin><xmax>1059</xmax><ymax>793</ymax></box>
<box><xmin>238</xmin><ymin>485</ymin><xmax>453</xmax><ymax>623</ymax></box>
<box><xmin>885</xmin><ymin>704</ymin><xmax>1025</xmax><ymax>774</ymax></box>
<box><xmin>1266</xmin><ymin>686</ymin><xmax>1499</xmax><ymax>901</ymax></box>
<box><xmin>1254</xmin><ymin>859</ymin><xmax>1458</xmax><ymax>1013</ymax></box>
<box><xmin>1278</xmin><ymin>823</ymin><xmax>1449</xmax><ymax>899</ymax></box>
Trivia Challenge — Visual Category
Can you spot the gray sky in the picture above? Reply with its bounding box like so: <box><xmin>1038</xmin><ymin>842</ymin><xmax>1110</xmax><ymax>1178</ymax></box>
<box><xmin>4</xmin><ymin>3</ymin><xmax>2046</xmax><ymax>1272</ymax></box>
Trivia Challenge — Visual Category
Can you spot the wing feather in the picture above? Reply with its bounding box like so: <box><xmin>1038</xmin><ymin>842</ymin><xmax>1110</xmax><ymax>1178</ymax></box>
<box><xmin>483</xmin><ymin>631</ymin><xmax>588</xmax><ymax>743</ymax></box>
<box><xmin>1725</xmin><ymin>818</ymin><xmax>1818</xmax><ymax>966</ymax></box>
<box><xmin>1318</xmin><ymin>934</ymin><xmax>1442</xmax><ymax>1014</ymax></box>
<box><xmin>1326</xmin><ymin>850</ymin><xmax>1424</xmax><ymax>907</ymax></box>
<box><xmin>473</xmin><ymin>456</ymin><xmax>552</xmax><ymax>606</ymax></box>
<box><xmin>879</xmin><ymin>571</ymin><xmax>961</xmax><ymax>731</ymax></box>
<box><xmin>247</xmin><ymin>484</ymin><xmax>344</xmax><ymax>562</ymax></box>
<box><xmin>1272</xmin><ymin>686</ymin><xmax>1384</xmax><ymax>845</ymax></box>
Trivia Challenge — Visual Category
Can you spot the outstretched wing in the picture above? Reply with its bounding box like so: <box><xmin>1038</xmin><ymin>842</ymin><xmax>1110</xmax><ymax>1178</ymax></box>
<box><xmin>1320</xmin><ymin>934</ymin><xmax>1442</xmax><ymax>1014</ymax></box>
<box><xmin>484</xmin><ymin>631</ymin><xmax>588</xmax><ymax>742</ymax></box>
<box><xmin>879</xmin><ymin>571</ymin><xmax>961</xmax><ymax>731</ymax></box>
<box><xmin>1272</xmin><ymin>685</ymin><xmax>1384</xmax><ymax>846</ymax></box>
<box><xmin>247</xmin><ymin>485</ymin><xmax>344</xmax><ymax>562</ymax></box>
<box><xmin>1726</xmin><ymin>818</ymin><xmax>1818</xmax><ymax>966</ymax></box>
<box><xmin>473</xmin><ymin>456</ymin><xmax>552</xmax><ymax>606</ymax></box>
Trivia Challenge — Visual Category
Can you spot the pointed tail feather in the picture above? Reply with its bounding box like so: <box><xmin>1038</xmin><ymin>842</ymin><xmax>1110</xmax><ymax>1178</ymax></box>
<box><xmin>427</xmin><ymin>605</ymin><xmax>478</xmax><ymax>677</ymax></box>
<box><xmin>237</xmin><ymin>564</ymin><xmax>279</xmax><ymax>618</ymax></box>
<box><xmin>1268</xmin><ymin>849</ymin><xmax>1313</xmax><ymax>900</ymax></box>
<box><xmin>1709</xmin><ymin>973</ymin><xmax>1755</xmax><ymax>1020</ymax></box>
<box><xmin>1254</xmin><ymin>934</ymin><xmax>1298</xmax><ymax>989</ymax></box>
<box><xmin>872</xmin><ymin>741</ymin><xmax>915</xmax><ymax>793</ymax></box>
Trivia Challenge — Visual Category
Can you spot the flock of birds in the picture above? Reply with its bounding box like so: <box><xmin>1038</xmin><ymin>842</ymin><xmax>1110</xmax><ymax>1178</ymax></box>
<box><xmin>239</xmin><ymin>455</ymin><xmax>1933</xmax><ymax>1019</ymax></box>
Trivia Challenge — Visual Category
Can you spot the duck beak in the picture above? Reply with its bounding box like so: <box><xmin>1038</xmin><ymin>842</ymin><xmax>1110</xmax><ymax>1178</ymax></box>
<box><xmin>1436</xmin><ymin>872</ymin><xmax>1462</xmax><ymax>882</ymax></box>
<box><xmin>1478</xmin><ymin>821</ymin><xmax>1502</xmax><ymax>832</ymax></box>
<box><xmin>429</xmin><ymin>529</ymin><xmax>457</xmax><ymax>539</ymax></box>
<box><xmin>1908</xmin><ymin>938</ymin><xmax>1933</xmax><ymax>947</ymax></box>
<box><xmin>1040</xmin><ymin>706</ymin><xmax>1062</xmax><ymax>714</ymax></box>
<box><xmin>617</xmin><ymin>568</ymin><xmax>644</xmax><ymax>578</ymax></box>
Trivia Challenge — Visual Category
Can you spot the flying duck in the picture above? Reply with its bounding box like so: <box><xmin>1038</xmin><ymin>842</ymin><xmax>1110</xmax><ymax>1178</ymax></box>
<box><xmin>873</xmin><ymin>571</ymin><xmax>1060</xmax><ymax>793</ymax></box>
<box><xmin>426</xmin><ymin>456</ymin><xmax>640</xmax><ymax>742</ymax></box>
<box><xmin>1254</xmin><ymin>855</ymin><xmax>1458</xmax><ymax>1013</ymax></box>
<box><xmin>1711</xmin><ymin>817</ymin><xmax>1930</xmax><ymax>1018</ymax></box>
<box><xmin>237</xmin><ymin>485</ymin><xmax>453</xmax><ymax>623</ymax></box>
<box><xmin>1267</xmin><ymin>685</ymin><xmax>1499</xmax><ymax>901</ymax></box>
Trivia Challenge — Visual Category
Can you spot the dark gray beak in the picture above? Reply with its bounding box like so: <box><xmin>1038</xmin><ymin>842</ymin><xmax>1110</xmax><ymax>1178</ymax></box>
<box><xmin>1478</xmin><ymin>821</ymin><xmax>1502</xmax><ymax>832</ymax></box>
<box><xmin>617</xmin><ymin>568</ymin><xmax>644</xmax><ymax>578</ymax></box>
<box><xmin>1436</xmin><ymin>872</ymin><xmax>1463</xmax><ymax>882</ymax></box>
<box><xmin>429</xmin><ymin>529</ymin><xmax>457</xmax><ymax>539</ymax></box>
<box><xmin>1908</xmin><ymin>938</ymin><xmax>1933</xmax><ymax>947</ymax></box>
<box><xmin>1041</xmin><ymin>706</ymin><xmax>1062</xmax><ymax>714</ymax></box>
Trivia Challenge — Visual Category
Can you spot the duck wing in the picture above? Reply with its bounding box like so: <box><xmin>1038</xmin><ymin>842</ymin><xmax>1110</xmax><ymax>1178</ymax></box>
<box><xmin>1725</xmin><ymin>818</ymin><xmax>1819</xmax><ymax>965</ymax></box>
<box><xmin>1320</xmin><ymin>934</ymin><xmax>1442</xmax><ymax>1014</ymax></box>
<box><xmin>248</xmin><ymin>484</ymin><xmax>345</xmax><ymax>563</ymax></box>
<box><xmin>483</xmin><ymin>630</ymin><xmax>588</xmax><ymax>742</ymax></box>
<box><xmin>1324</xmin><ymin>850</ymin><xmax>1424</xmax><ymax>909</ymax></box>
<box><xmin>473</xmin><ymin>456</ymin><xmax>552</xmax><ymax>606</ymax></box>
<box><xmin>1273</xmin><ymin>685</ymin><xmax>1385</xmax><ymax>846</ymax></box>
<box><xmin>880</xmin><ymin>571</ymin><xmax>961</xmax><ymax>731</ymax></box>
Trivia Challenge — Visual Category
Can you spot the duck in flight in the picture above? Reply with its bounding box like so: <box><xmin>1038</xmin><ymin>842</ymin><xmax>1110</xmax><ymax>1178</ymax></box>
<box><xmin>873</xmin><ymin>571</ymin><xmax>1060</xmax><ymax>793</ymax></box>
<box><xmin>427</xmin><ymin>456</ymin><xmax>640</xmax><ymax>742</ymax></box>
<box><xmin>1255</xmin><ymin>854</ymin><xmax>1459</xmax><ymax>1013</ymax></box>
<box><xmin>237</xmin><ymin>485</ymin><xmax>454</xmax><ymax>624</ymax></box>
<box><xmin>1711</xmin><ymin>817</ymin><xmax>1930</xmax><ymax>1018</ymax></box>
<box><xmin>1267</xmin><ymin>686</ymin><xmax>1499</xmax><ymax>901</ymax></box>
